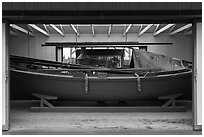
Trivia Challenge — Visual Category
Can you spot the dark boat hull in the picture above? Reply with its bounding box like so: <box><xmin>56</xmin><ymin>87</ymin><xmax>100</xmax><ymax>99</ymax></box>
<box><xmin>10</xmin><ymin>69</ymin><xmax>192</xmax><ymax>101</ymax></box>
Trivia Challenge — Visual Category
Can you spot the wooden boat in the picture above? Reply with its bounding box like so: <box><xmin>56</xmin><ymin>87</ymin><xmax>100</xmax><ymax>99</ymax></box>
<box><xmin>10</xmin><ymin>47</ymin><xmax>192</xmax><ymax>101</ymax></box>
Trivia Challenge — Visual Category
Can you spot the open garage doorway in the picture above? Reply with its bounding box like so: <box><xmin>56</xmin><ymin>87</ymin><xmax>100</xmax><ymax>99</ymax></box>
<box><xmin>2</xmin><ymin>2</ymin><xmax>202</xmax><ymax>135</ymax></box>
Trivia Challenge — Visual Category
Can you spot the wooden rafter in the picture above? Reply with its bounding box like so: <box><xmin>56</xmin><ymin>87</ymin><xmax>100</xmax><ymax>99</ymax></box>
<box><xmin>169</xmin><ymin>24</ymin><xmax>192</xmax><ymax>36</ymax></box>
<box><xmin>27</xmin><ymin>25</ymin><xmax>35</xmax><ymax>36</ymax></box>
<box><xmin>138</xmin><ymin>24</ymin><xmax>153</xmax><ymax>36</ymax></box>
<box><xmin>76</xmin><ymin>24</ymin><xmax>80</xmax><ymax>37</ymax></box>
<box><xmin>50</xmin><ymin>24</ymin><xmax>64</xmax><ymax>36</ymax></box>
<box><xmin>108</xmin><ymin>24</ymin><xmax>112</xmax><ymax>37</ymax></box>
<box><xmin>60</xmin><ymin>24</ymin><xmax>64</xmax><ymax>34</ymax></box>
<box><xmin>28</xmin><ymin>24</ymin><xmax>49</xmax><ymax>37</ymax></box>
<box><xmin>123</xmin><ymin>24</ymin><xmax>133</xmax><ymax>36</ymax></box>
<box><xmin>154</xmin><ymin>24</ymin><xmax>175</xmax><ymax>36</ymax></box>
<box><xmin>70</xmin><ymin>24</ymin><xmax>79</xmax><ymax>36</ymax></box>
<box><xmin>43</xmin><ymin>24</ymin><xmax>50</xmax><ymax>34</ymax></box>
<box><xmin>138</xmin><ymin>24</ymin><xmax>143</xmax><ymax>34</ymax></box>
<box><xmin>10</xmin><ymin>24</ymin><xmax>34</xmax><ymax>36</ymax></box>
<box><xmin>153</xmin><ymin>24</ymin><xmax>160</xmax><ymax>34</ymax></box>
<box><xmin>91</xmin><ymin>24</ymin><xmax>95</xmax><ymax>37</ymax></box>
<box><xmin>168</xmin><ymin>24</ymin><xmax>176</xmax><ymax>34</ymax></box>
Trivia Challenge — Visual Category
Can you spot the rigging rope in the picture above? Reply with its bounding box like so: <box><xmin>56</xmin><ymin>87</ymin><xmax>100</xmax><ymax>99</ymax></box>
<box><xmin>134</xmin><ymin>73</ymin><xmax>141</xmax><ymax>93</ymax></box>
<box><xmin>84</xmin><ymin>73</ymin><xmax>89</xmax><ymax>94</ymax></box>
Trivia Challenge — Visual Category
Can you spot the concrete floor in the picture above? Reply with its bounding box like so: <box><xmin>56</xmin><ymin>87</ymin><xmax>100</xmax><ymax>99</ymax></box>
<box><xmin>3</xmin><ymin>100</ymin><xmax>202</xmax><ymax>135</ymax></box>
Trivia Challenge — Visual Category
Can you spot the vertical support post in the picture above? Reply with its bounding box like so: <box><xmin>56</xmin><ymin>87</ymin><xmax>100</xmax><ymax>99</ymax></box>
<box><xmin>2</xmin><ymin>22</ymin><xmax>10</xmax><ymax>131</ymax></box>
<box><xmin>193</xmin><ymin>21</ymin><xmax>202</xmax><ymax>131</ymax></box>
<box><xmin>70</xmin><ymin>48</ymin><xmax>72</xmax><ymax>64</ymax></box>
<box><xmin>56</xmin><ymin>47</ymin><xmax>63</xmax><ymax>62</ymax></box>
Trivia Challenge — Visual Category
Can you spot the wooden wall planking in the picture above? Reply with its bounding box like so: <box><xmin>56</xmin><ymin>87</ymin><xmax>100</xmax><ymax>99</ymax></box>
<box><xmin>2</xmin><ymin>2</ymin><xmax>201</xmax><ymax>11</ymax></box>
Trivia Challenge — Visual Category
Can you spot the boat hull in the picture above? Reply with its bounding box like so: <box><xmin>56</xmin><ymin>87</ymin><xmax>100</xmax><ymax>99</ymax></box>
<box><xmin>10</xmin><ymin>69</ymin><xmax>192</xmax><ymax>101</ymax></box>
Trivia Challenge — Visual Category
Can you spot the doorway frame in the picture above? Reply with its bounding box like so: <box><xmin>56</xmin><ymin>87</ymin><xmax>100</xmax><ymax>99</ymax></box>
<box><xmin>2</xmin><ymin>21</ymin><xmax>10</xmax><ymax>131</ymax></box>
<box><xmin>193</xmin><ymin>20</ymin><xmax>202</xmax><ymax>131</ymax></box>
<box><xmin>2</xmin><ymin>15</ymin><xmax>201</xmax><ymax>131</ymax></box>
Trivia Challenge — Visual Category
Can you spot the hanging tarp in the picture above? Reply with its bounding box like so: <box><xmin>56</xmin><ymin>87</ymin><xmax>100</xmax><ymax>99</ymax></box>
<box><xmin>132</xmin><ymin>49</ymin><xmax>190</xmax><ymax>71</ymax></box>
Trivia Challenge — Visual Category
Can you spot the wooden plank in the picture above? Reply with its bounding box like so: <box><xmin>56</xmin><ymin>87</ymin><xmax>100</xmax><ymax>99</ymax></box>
<box><xmin>41</xmin><ymin>42</ymin><xmax>173</xmax><ymax>47</ymax></box>
<box><xmin>43</xmin><ymin>99</ymin><xmax>55</xmax><ymax>108</ymax></box>
<box><xmin>154</xmin><ymin>24</ymin><xmax>175</xmax><ymax>36</ymax></box>
<box><xmin>32</xmin><ymin>93</ymin><xmax>58</xmax><ymax>100</ymax></box>
<box><xmin>161</xmin><ymin>99</ymin><xmax>173</xmax><ymax>108</ymax></box>
<box><xmin>169</xmin><ymin>24</ymin><xmax>192</xmax><ymax>36</ymax></box>
<box><xmin>30</xmin><ymin>106</ymin><xmax>186</xmax><ymax>112</ymax></box>
<box><xmin>28</xmin><ymin>24</ymin><xmax>49</xmax><ymax>36</ymax></box>
<box><xmin>138</xmin><ymin>24</ymin><xmax>153</xmax><ymax>36</ymax></box>
<box><xmin>158</xmin><ymin>93</ymin><xmax>183</xmax><ymax>100</ymax></box>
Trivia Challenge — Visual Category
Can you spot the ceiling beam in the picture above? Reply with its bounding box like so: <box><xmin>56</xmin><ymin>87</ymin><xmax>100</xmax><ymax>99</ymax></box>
<box><xmin>168</xmin><ymin>24</ymin><xmax>176</xmax><ymax>34</ymax></box>
<box><xmin>55</xmin><ymin>24</ymin><xmax>138</xmax><ymax>27</ymax></box>
<box><xmin>169</xmin><ymin>24</ymin><xmax>192</xmax><ymax>36</ymax></box>
<box><xmin>138</xmin><ymin>24</ymin><xmax>153</xmax><ymax>36</ymax></box>
<box><xmin>28</xmin><ymin>24</ymin><xmax>49</xmax><ymax>37</ymax></box>
<box><xmin>108</xmin><ymin>24</ymin><xmax>112</xmax><ymax>37</ymax></box>
<box><xmin>76</xmin><ymin>24</ymin><xmax>80</xmax><ymax>37</ymax></box>
<box><xmin>70</xmin><ymin>24</ymin><xmax>79</xmax><ymax>36</ymax></box>
<box><xmin>50</xmin><ymin>24</ymin><xmax>64</xmax><ymax>37</ymax></box>
<box><xmin>27</xmin><ymin>25</ymin><xmax>35</xmax><ymax>36</ymax></box>
<box><xmin>153</xmin><ymin>24</ymin><xmax>160</xmax><ymax>34</ymax></box>
<box><xmin>138</xmin><ymin>24</ymin><xmax>143</xmax><ymax>34</ymax></box>
<box><xmin>123</xmin><ymin>24</ymin><xmax>133</xmax><ymax>36</ymax></box>
<box><xmin>154</xmin><ymin>24</ymin><xmax>175</xmax><ymax>36</ymax></box>
<box><xmin>10</xmin><ymin>24</ymin><xmax>34</xmax><ymax>36</ymax></box>
<box><xmin>42</xmin><ymin>42</ymin><xmax>173</xmax><ymax>47</ymax></box>
<box><xmin>43</xmin><ymin>24</ymin><xmax>50</xmax><ymax>34</ymax></box>
<box><xmin>60</xmin><ymin>24</ymin><xmax>64</xmax><ymax>34</ymax></box>
<box><xmin>91</xmin><ymin>24</ymin><xmax>95</xmax><ymax>37</ymax></box>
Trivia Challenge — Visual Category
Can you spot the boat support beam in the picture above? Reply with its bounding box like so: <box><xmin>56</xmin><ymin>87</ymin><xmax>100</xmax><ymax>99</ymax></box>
<box><xmin>158</xmin><ymin>93</ymin><xmax>183</xmax><ymax>108</ymax></box>
<box><xmin>32</xmin><ymin>93</ymin><xmax>58</xmax><ymax>108</ymax></box>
